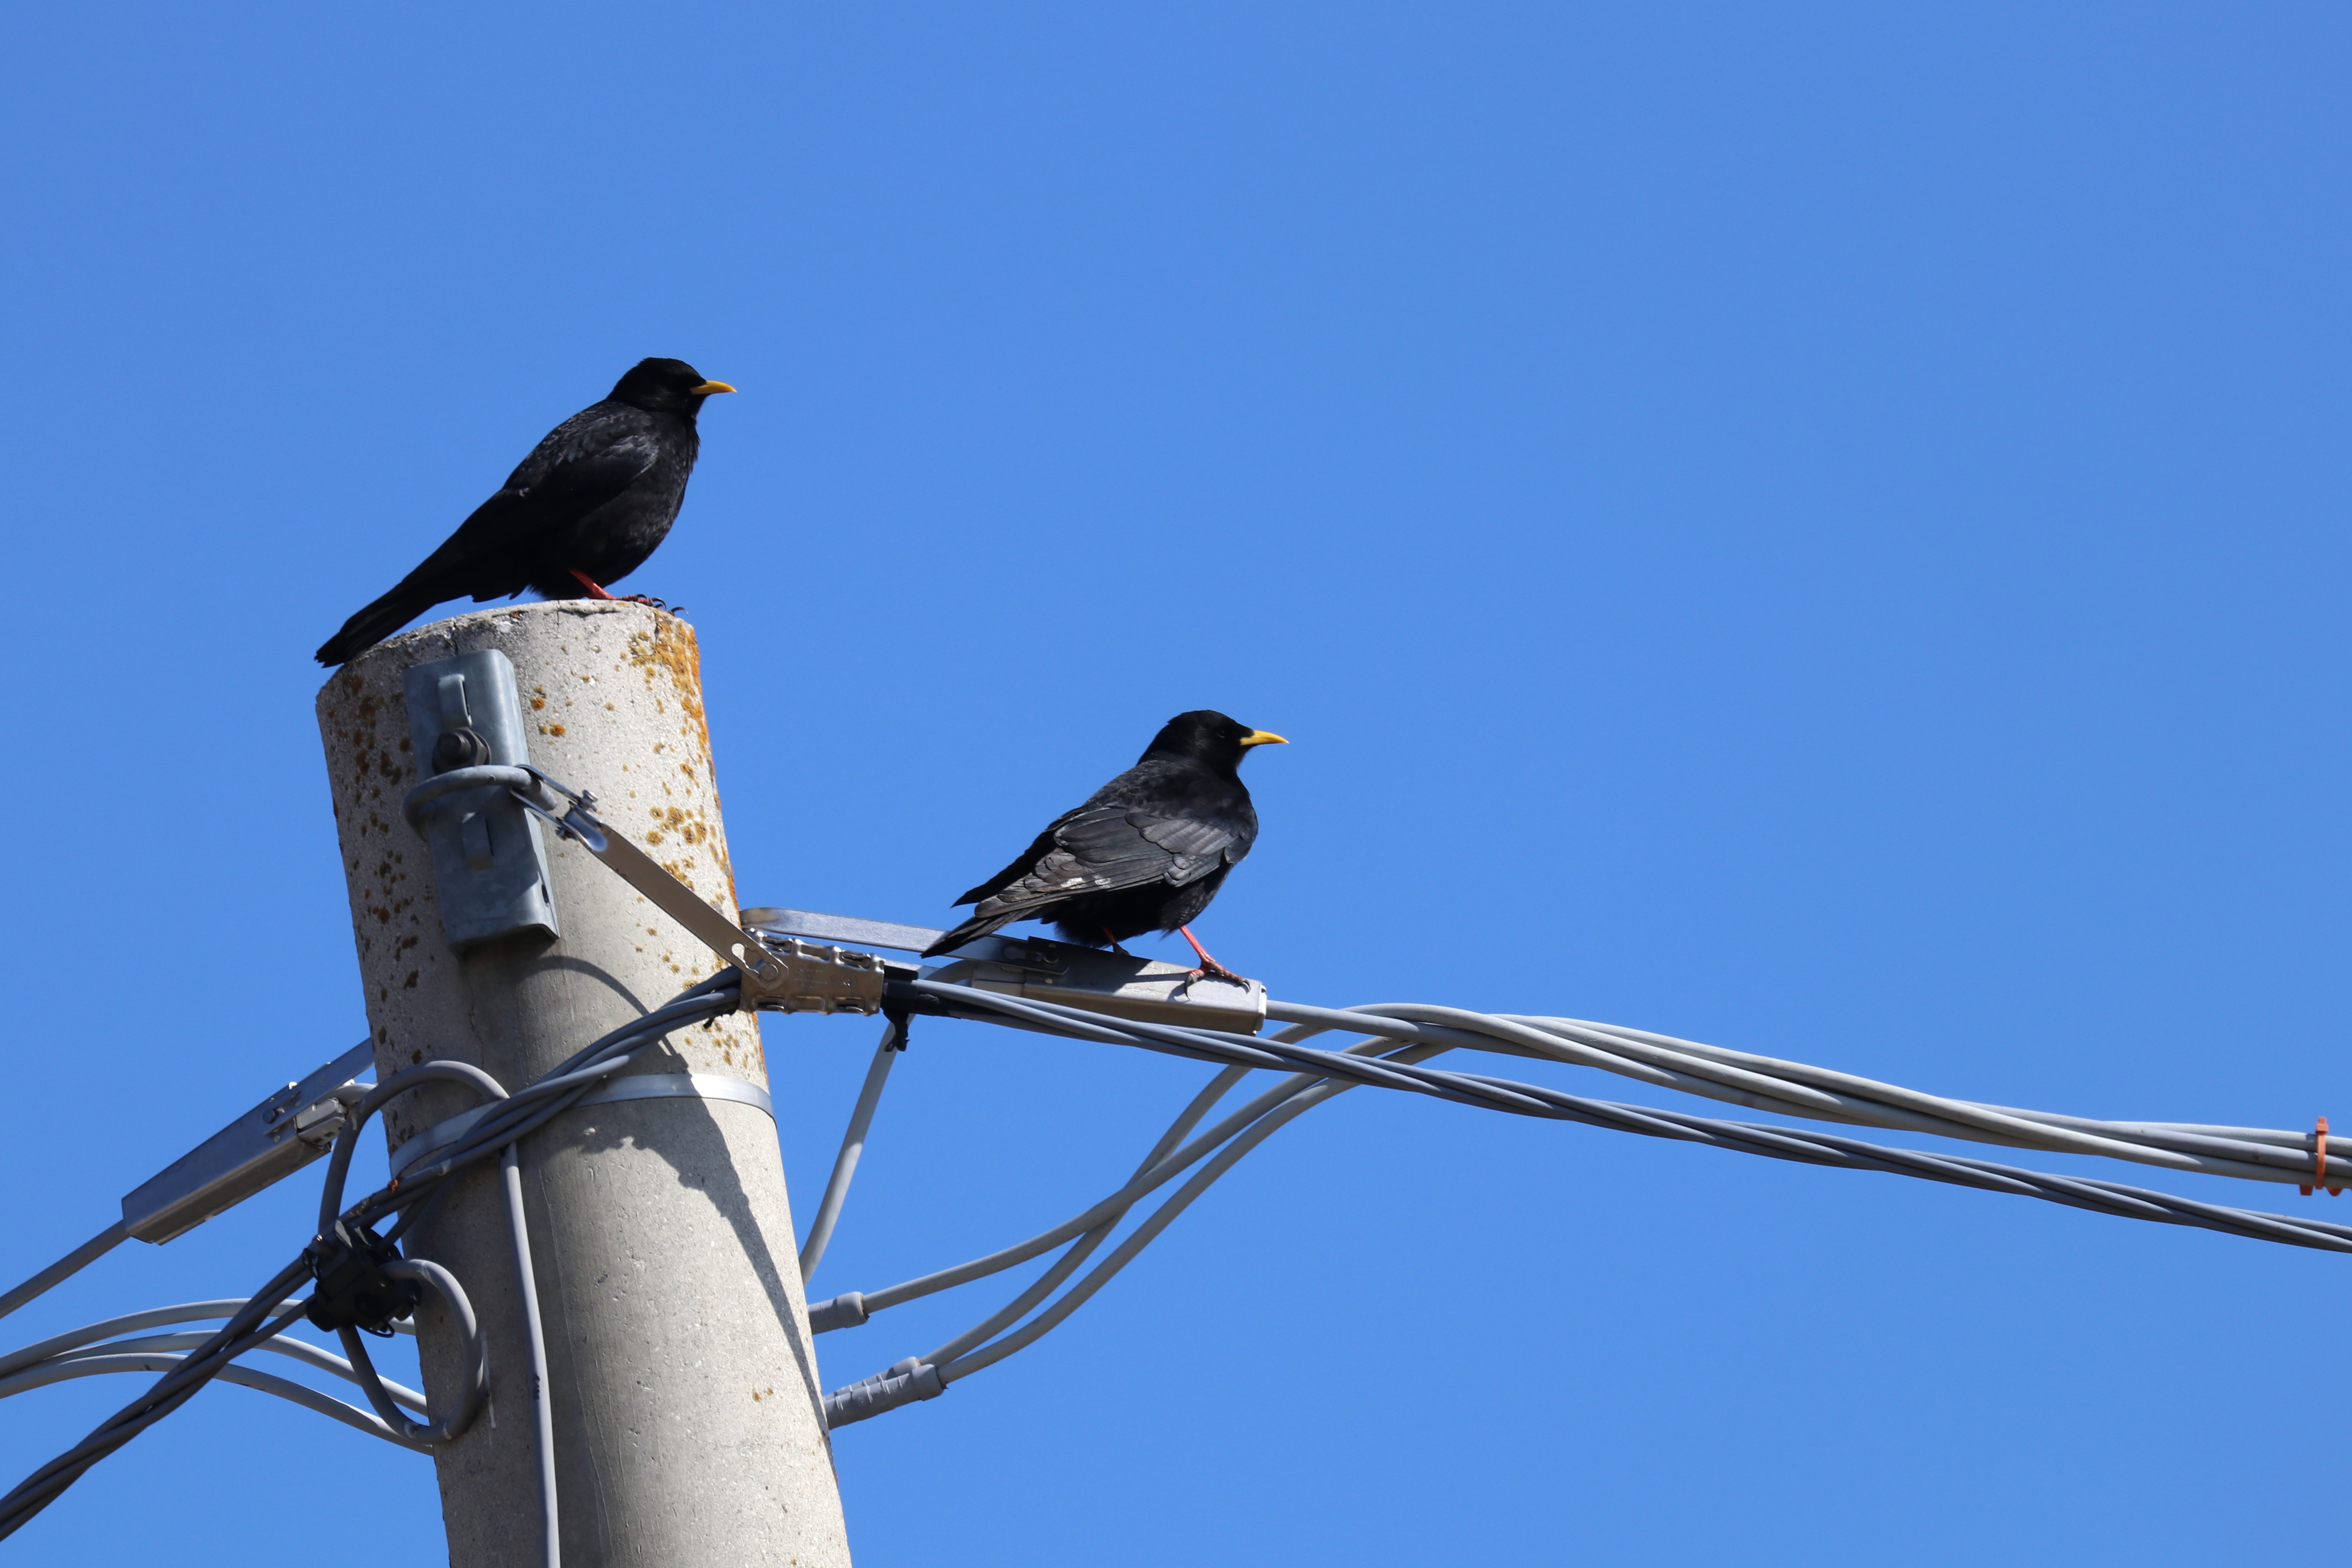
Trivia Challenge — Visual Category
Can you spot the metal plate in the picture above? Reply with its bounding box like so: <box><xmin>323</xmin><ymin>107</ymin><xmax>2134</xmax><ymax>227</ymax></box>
<box><xmin>402</xmin><ymin>649</ymin><xmax>559</xmax><ymax>950</ymax></box>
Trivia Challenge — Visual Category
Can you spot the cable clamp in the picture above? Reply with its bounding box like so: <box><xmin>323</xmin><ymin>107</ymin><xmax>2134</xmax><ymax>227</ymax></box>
<box><xmin>2302</xmin><ymin>1116</ymin><xmax>2340</xmax><ymax>1197</ymax></box>
<box><xmin>303</xmin><ymin>1220</ymin><xmax>422</xmax><ymax>1336</ymax></box>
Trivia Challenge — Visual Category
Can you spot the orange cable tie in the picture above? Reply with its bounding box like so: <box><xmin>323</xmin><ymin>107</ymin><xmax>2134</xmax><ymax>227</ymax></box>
<box><xmin>2301</xmin><ymin>1116</ymin><xmax>2339</xmax><ymax>1197</ymax></box>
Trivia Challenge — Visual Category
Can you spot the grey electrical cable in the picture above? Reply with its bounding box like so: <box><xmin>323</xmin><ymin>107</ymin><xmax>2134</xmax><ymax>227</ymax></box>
<box><xmin>0</xmin><ymin>1300</ymin><xmax>351</xmax><ymax>1384</ymax></box>
<box><xmin>1256</xmin><ymin>1001</ymin><xmax>2352</xmax><ymax>1189</ymax></box>
<box><xmin>0</xmin><ymin>1224</ymin><xmax>130</xmax><ymax>1325</ymax></box>
<box><xmin>319</xmin><ymin>1060</ymin><xmax>509</xmax><ymax>1231</ymax></box>
<box><xmin>912</xmin><ymin>1033</ymin><xmax>1390</xmax><ymax>1369</ymax></box>
<box><xmin>502</xmin><ymin>1145</ymin><xmax>559</xmax><ymax>1568</ymax></box>
<box><xmin>0</xmin><ymin>978</ymin><xmax>737</xmax><ymax>1541</ymax></box>
<box><xmin>839</xmin><ymin>1036</ymin><xmax>1383</xmax><ymax>1318</ymax></box>
<box><xmin>927</xmin><ymin>1045</ymin><xmax>1404</xmax><ymax>1374</ymax></box>
<box><xmin>1523</xmin><ymin>1013</ymin><xmax>2337</xmax><ymax>1156</ymax></box>
<box><xmin>912</xmin><ymin>982</ymin><xmax>2352</xmax><ymax>1249</ymax></box>
<box><xmin>14</xmin><ymin>1330</ymin><xmax>425</xmax><ymax>1405</ymax></box>
<box><xmin>0</xmin><ymin>1352</ymin><xmax>429</xmax><ymax>1451</ymax></box>
<box><xmin>0</xmin><ymin>1276</ymin><xmax>312</xmax><ymax>1537</ymax></box>
<box><xmin>317</xmin><ymin>1057</ymin><xmax>554</xmax><ymax>1560</ymax></box>
<box><xmin>822</xmin><ymin>978</ymin><xmax>2352</xmax><ymax>1427</ymax></box>
<box><xmin>800</xmin><ymin>1015</ymin><xmax>904</xmax><ymax>1282</ymax></box>
<box><xmin>942</xmin><ymin>1043</ymin><xmax>1451</xmax><ymax>1383</ymax></box>
<box><xmin>825</xmin><ymin>1029</ymin><xmax>1416</xmax><ymax>1424</ymax></box>
<box><xmin>338</xmin><ymin>1258</ymin><xmax>486</xmax><ymax>1445</ymax></box>
<box><xmin>0</xmin><ymin>1300</ymin><xmax>434</xmax><ymax>1458</ymax></box>
<box><xmin>317</xmin><ymin>1063</ymin><xmax>497</xmax><ymax>1451</ymax></box>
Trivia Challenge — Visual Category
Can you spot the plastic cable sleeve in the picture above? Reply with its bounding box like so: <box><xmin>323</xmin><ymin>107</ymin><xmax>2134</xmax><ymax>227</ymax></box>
<box><xmin>824</xmin><ymin>1361</ymin><xmax>944</xmax><ymax>1428</ymax></box>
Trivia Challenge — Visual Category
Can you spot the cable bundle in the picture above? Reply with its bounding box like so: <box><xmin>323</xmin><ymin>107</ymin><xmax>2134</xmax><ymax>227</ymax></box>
<box><xmin>806</xmin><ymin>978</ymin><xmax>2352</xmax><ymax>1421</ymax></box>
<box><xmin>0</xmin><ymin>974</ymin><xmax>740</xmax><ymax>1552</ymax></box>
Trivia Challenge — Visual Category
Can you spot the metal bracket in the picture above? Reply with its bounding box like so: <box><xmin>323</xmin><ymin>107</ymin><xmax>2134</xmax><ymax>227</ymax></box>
<box><xmin>504</xmin><ymin>769</ymin><xmax>886</xmax><ymax>1015</ymax></box>
<box><xmin>742</xmin><ymin>909</ymin><xmax>1267</xmax><ymax>1035</ymax></box>
<box><xmin>120</xmin><ymin>1043</ymin><xmax>375</xmax><ymax>1244</ymax></box>
<box><xmin>740</xmin><ymin>908</ymin><xmax>958</xmax><ymax>957</ymax></box>
<box><xmin>399</xmin><ymin>650</ymin><xmax>559</xmax><ymax>951</ymax></box>
<box><xmin>389</xmin><ymin>1072</ymin><xmax>777</xmax><ymax>1178</ymax></box>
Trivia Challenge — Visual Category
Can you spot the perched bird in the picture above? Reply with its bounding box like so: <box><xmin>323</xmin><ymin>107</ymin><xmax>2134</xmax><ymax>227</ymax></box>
<box><xmin>314</xmin><ymin>358</ymin><xmax>735</xmax><ymax>665</ymax></box>
<box><xmin>923</xmin><ymin>711</ymin><xmax>1288</xmax><ymax>983</ymax></box>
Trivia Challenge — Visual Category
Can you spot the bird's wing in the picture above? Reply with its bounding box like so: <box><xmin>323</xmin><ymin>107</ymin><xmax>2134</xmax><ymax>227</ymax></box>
<box><xmin>952</xmin><ymin>823</ymin><xmax>1065</xmax><ymax>906</ymax></box>
<box><xmin>1132</xmin><ymin>813</ymin><xmax>1250</xmax><ymax>873</ymax></box>
<box><xmin>391</xmin><ymin>409</ymin><xmax>666</xmax><ymax>590</ymax></box>
<box><xmin>969</xmin><ymin>805</ymin><xmax>1241</xmax><ymax>919</ymax></box>
<box><xmin>497</xmin><ymin>407</ymin><xmax>664</xmax><ymax>509</ymax></box>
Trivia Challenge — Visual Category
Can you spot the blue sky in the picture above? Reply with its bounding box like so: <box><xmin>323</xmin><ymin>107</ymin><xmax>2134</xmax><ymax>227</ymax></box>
<box><xmin>1</xmin><ymin>3</ymin><xmax>2347</xmax><ymax>1563</ymax></box>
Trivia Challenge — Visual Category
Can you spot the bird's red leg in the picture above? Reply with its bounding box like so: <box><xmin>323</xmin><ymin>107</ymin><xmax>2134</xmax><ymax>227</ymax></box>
<box><xmin>568</xmin><ymin>568</ymin><xmax>678</xmax><ymax>613</ymax></box>
<box><xmin>1102</xmin><ymin>927</ymin><xmax>1137</xmax><ymax>958</ymax></box>
<box><xmin>1178</xmin><ymin>926</ymin><xmax>1248</xmax><ymax>987</ymax></box>
<box><xmin>567</xmin><ymin>568</ymin><xmax>681</xmax><ymax>614</ymax></box>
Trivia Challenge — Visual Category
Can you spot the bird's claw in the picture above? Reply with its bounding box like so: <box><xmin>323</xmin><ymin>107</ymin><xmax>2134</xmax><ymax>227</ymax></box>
<box><xmin>1173</xmin><ymin>926</ymin><xmax>1249</xmax><ymax>987</ymax></box>
<box><xmin>615</xmin><ymin>593</ymin><xmax>681</xmax><ymax>613</ymax></box>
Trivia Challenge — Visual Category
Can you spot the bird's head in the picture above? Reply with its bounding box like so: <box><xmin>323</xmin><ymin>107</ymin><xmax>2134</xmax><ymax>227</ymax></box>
<box><xmin>1142</xmin><ymin>710</ymin><xmax>1289</xmax><ymax>773</ymax></box>
<box><xmin>610</xmin><ymin>358</ymin><xmax>736</xmax><ymax>417</ymax></box>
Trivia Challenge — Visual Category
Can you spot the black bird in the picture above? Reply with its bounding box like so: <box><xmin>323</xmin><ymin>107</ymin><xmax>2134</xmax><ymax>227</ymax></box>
<box><xmin>314</xmin><ymin>358</ymin><xmax>735</xmax><ymax>665</ymax></box>
<box><xmin>923</xmin><ymin>711</ymin><xmax>1288</xmax><ymax>983</ymax></box>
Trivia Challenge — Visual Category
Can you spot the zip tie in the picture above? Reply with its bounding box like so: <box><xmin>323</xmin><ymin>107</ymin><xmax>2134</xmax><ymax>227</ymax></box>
<box><xmin>2302</xmin><ymin>1116</ymin><xmax>2340</xmax><ymax>1197</ymax></box>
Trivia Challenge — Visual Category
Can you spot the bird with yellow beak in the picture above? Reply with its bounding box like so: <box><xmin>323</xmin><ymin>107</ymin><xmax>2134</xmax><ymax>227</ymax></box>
<box><xmin>316</xmin><ymin>358</ymin><xmax>735</xmax><ymax>664</ymax></box>
<box><xmin>923</xmin><ymin>711</ymin><xmax>1288</xmax><ymax>984</ymax></box>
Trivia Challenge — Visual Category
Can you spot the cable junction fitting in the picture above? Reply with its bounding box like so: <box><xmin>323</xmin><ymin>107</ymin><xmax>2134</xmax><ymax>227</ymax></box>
<box><xmin>822</xmin><ymin>1358</ymin><xmax>945</xmax><ymax>1428</ymax></box>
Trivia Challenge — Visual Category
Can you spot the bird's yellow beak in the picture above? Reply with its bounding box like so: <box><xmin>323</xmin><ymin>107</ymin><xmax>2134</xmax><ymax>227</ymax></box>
<box><xmin>1238</xmin><ymin>730</ymin><xmax>1288</xmax><ymax>747</ymax></box>
<box><xmin>690</xmin><ymin>381</ymin><xmax>737</xmax><ymax>395</ymax></box>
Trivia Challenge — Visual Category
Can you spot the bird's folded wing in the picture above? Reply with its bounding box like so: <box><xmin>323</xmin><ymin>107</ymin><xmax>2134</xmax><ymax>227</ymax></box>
<box><xmin>972</xmin><ymin>805</ymin><xmax>1240</xmax><ymax>918</ymax></box>
<box><xmin>413</xmin><ymin>421</ymin><xmax>667</xmax><ymax>586</ymax></box>
<box><xmin>503</xmin><ymin>416</ymin><xmax>664</xmax><ymax>508</ymax></box>
<box><xmin>1133</xmin><ymin>813</ymin><xmax>1248</xmax><ymax>871</ymax></box>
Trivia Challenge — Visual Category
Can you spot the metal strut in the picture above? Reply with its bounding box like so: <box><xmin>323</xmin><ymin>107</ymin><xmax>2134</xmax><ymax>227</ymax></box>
<box><xmin>413</xmin><ymin>763</ymin><xmax>889</xmax><ymax>1015</ymax></box>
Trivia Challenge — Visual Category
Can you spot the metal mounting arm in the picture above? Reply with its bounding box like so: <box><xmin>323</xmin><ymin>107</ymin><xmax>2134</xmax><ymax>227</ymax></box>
<box><xmin>740</xmin><ymin>909</ymin><xmax>1267</xmax><ymax>1035</ymax></box>
<box><xmin>504</xmin><ymin>767</ymin><xmax>886</xmax><ymax>1015</ymax></box>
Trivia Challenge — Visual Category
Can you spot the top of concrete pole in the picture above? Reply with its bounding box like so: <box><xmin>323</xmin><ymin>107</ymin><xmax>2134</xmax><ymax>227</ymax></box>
<box><xmin>316</xmin><ymin>600</ymin><xmax>769</xmax><ymax>1145</ymax></box>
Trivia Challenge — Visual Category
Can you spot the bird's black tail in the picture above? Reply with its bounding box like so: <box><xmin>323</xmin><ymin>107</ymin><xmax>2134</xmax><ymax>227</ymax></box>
<box><xmin>314</xmin><ymin>583</ymin><xmax>447</xmax><ymax>666</ymax></box>
<box><xmin>920</xmin><ymin>909</ymin><xmax>1017</xmax><ymax>958</ymax></box>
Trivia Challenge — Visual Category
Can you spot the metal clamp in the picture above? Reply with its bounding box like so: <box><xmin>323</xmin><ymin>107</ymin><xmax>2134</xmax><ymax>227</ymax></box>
<box><xmin>389</xmin><ymin>1072</ymin><xmax>778</xmax><ymax>1177</ymax></box>
<box><xmin>505</xmin><ymin>767</ymin><xmax>886</xmax><ymax>1015</ymax></box>
<box><xmin>399</xmin><ymin>651</ymin><xmax>560</xmax><ymax>950</ymax></box>
<box><xmin>746</xmin><ymin>936</ymin><xmax>892</xmax><ymax>1014</ymax></box>
<box><xmin>120</xmin><ymin>1043</ymin><xmax>376</xmax><ymax>1245</ymax></box>
<box><xmin>740</xmin><ymin>909</ymin><xmax>1267</xmax><ymax>1033</ymax></box>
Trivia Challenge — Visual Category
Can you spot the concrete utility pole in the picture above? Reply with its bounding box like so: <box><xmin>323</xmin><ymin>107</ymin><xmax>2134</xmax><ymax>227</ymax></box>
<box><xmin>316</xmin><ymin>601</ymin><xmax>851</xmax><ymax>1567</ymax></box>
